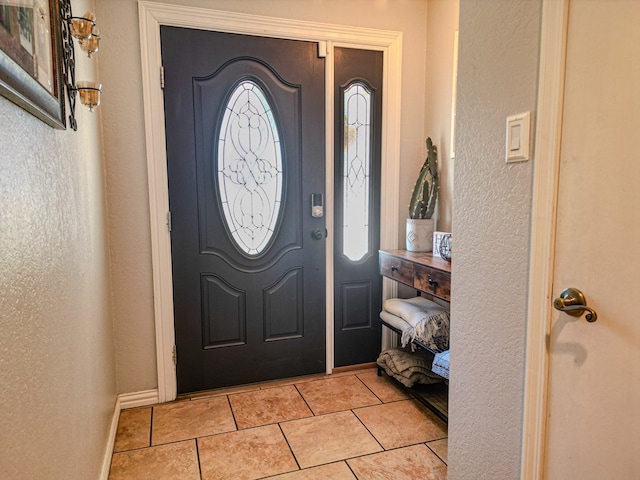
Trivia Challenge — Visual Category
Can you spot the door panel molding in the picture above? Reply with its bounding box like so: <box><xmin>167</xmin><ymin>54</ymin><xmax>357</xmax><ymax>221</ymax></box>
<box><xmin>264</xmin><ymin>268</ymin><xmax>304</xmax><ymax>341</ymax></box>
<box><xmin>138</xmin><ymin>1</ymin><xmax>402</xmax><ymax>402</ymax></box>
<box><xmin>521</xmin><ymin>0</ymin><xmax>570</xmax><ymax>478</ymax></box>
<box><xmin>340</xmin><ymin>281</ymin><xmax>372</xmax><ymax>330</ymax></box>
<box><xmin>201</xmin><ymin>274</ymin><xmax>247</xmax><ymax>349</ymax></box>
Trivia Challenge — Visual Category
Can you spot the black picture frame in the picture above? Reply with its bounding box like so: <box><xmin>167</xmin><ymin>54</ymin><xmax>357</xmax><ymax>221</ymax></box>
<box><xmin>0</xmin><ymin>0</ymin><xmax>65</xmax><ymax>129</ymax></box>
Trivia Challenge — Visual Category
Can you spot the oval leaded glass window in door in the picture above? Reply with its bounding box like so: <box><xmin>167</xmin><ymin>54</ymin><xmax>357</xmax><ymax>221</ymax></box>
<box><xmin>217</xmin><ymin>80</ymin><xmax>283</xmax><ymax>256</ymax></box>
<box><xmin>342</xmin><ymin>81</ymin><xmax>372</xmax><ymax>261</ymax></box>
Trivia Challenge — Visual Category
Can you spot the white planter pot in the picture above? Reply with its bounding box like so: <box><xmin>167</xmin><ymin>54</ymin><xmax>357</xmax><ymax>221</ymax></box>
<box><xmin>406</xmin><ymin>218</ymin><xmax>434</xmax><ymax>252</ymax></box>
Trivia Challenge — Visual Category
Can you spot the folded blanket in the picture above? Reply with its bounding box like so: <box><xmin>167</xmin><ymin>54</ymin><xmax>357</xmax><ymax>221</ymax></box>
<box><xmin>432</xmin><ymin>350</ymin><xmax>450</xmax><ymax>379</ymax></box>
<box><xmin>377</xmin><ymin>347</ymin><xmax>443</xmax><ymax>387</ymax></box>
<box><xmin>383</xmin><ymin>297</ymin><xmax>450</xmax><ymax>351</ymax></box>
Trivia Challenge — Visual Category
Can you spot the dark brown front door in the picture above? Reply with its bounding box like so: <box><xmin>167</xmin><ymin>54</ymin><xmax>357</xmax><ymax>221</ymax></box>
<box><xmin>161</xmin><ymin>27</ymin><xmax>326</xmax><ymax>394</ymax></box>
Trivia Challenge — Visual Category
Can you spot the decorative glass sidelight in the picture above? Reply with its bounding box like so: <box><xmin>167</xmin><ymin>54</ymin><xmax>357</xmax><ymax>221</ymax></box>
<box><xmin>342</xmin><ymin>82</ymin><xmax>372</xmax><ymax>261</ymax></box>
<box><xmin>217</xmin><ymin>80</ymin><xmax>283</xmax><ymax>256</ymax></box>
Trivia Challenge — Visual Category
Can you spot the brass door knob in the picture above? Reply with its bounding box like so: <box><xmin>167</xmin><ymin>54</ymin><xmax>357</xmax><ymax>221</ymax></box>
<box><xmin>553</xmin><ymin>287</ymin><xmax>598</xmax><ymax>322</ymax></box>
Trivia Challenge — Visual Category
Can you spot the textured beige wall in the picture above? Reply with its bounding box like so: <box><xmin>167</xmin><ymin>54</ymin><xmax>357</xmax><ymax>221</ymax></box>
<box><xmin>97</xmin><ymin>0</ymin><xmax>432</xmax><ymax>394</ymax></box>
<box><xmin>0</xmin><ymin>1</ymin><xmax>117</xmax><ymax>476</ymax></box>
<box><xmin>424</xmin><ymin>0</ymin><xmax>459</xmax><ymax>233</ymax></box>
<box><xmin>448</xmin><ymin>0</ymin><xmax>542</xmax><ymax>478</ymax></box>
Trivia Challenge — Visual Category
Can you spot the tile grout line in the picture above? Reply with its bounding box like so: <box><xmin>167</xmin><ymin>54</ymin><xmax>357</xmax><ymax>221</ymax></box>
<box><xmin>195</xmin><ymin>437</ymin><xmax>204</xmax><ymax>480</ymax></box>
<box><xmin>126</xmin><ymin>437</ymin><xmax>208</xmax><ymax>450</ymax></box>
<box><xmin>353</xmin><ymin>373</ymin><xmax>385</xmax><ymax>404</ymax></box>
<box><xmin>345</xmin><ymin>458</ymin><xmax>361</xmax><ymax>480</ymax></box>
<box><xmin>149</xmin><ymin>406</ymin><xmax>154</xmax><ymax>447</ymax></box>
<box><xmin>349</xmin><ymin>406</ymin><xmax>386</xmax><ymax>452</ymax></box>
<box><xmin>425</xmin><ymin>441</ymin><xmax>448</xmax><ymax>466</ymax></box>
<box><xmin>276</xmin><ymin>422</ymin><xmax>302</xmax><ymax>472</ymax></box>
<box><xmin>225</xmin><ymin>394</ymin><xmax>240</xmax><ymax>431</ymax></box>
<box><xmin>293</xmin><ymin>381</ymin><xmax>317</xmax><ymax>416</ymax></box>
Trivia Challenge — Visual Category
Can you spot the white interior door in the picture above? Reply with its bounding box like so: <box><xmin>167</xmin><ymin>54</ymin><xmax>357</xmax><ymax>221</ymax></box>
<box><xmin>545</xmin><ymin>1</ymin><xmax>640</xmax><ymax>478</ymax></box>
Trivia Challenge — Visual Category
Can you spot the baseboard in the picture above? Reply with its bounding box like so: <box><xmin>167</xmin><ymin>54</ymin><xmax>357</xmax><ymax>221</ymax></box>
<box><xmin>332</xmin><ymin>362</ymin><xmax>378</xmax><ymax>374</ymax></box>
<box><xmin>99</xmin><ymin>389</ymin><xmax>160</xmax><ymax>480</ymax></box>
<box><xmin>119</xmin><ymin>389</ymin><xmax>160</xmax><ymax>409</ymax></box>
<box><xmin>99</xmin><ymin>395</ymin><xmax>122</xmax><ymax>480</ymax></box>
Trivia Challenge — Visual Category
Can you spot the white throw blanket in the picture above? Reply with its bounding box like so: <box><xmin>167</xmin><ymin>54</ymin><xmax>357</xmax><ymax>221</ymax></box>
<box><xmin>383</xmin><ymin>297</ymin><xmax>450</xmax><ymax>351</ymax></box>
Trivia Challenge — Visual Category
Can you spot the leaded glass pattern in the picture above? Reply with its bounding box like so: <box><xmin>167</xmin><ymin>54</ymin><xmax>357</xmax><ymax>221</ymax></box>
<box><xmin>342</xmin><ymin>82</ymin><xmax>372</xmax><ymax>261</ymax></box>
<box><xmin>217</xmin><ymin>80</ymin><xmax>283</xmax><ymax>256</ymax></box>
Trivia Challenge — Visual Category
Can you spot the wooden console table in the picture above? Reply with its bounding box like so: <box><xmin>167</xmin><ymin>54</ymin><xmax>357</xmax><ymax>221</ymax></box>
<box><xmin>379</xmin><ymin>249</ymin><xmax>451</xmax><ymax>301</ymax></box>
<box><xmin>378</xmin><ymin>249</ymin><xmax>451</xmax><ymax>422</ymax></box>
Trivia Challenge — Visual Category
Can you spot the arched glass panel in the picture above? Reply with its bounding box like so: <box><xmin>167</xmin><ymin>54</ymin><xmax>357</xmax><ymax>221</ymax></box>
<box><xmin>217</xmin><ymin>80</ymin><xmax>283</xmax><ymax>256</ymax></box>
<box><xmin>342</xmin><ymin>82</ymin><xmax>372</xmax><ymax>261</ymax></box>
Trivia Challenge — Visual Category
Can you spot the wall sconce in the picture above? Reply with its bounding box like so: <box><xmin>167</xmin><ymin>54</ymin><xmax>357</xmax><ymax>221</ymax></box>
<box><xmin>69</xmin><ymin>11</ymin><xmax>95</xmax><ymax>40</ymax></box>
<box><xmin>75</xmin><ymin>81</ymin><xmax>102</xmax><ymax>111</ymax></box>
<box><xmin>59</xmin><ymin>0</ymin><xmax>102</xmax><ymax>131</ymax></box>
<box><xmin>80</xmin><ymin>27</ymin><xmax>100</xmax><ymax>58</ymax></box>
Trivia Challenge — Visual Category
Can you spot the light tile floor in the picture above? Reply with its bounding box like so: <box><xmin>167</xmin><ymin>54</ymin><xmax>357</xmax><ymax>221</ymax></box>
<box><xmin>109</xmin><ymin>368</ymin><xmax>448</xmax><ymax>480</ymax></box>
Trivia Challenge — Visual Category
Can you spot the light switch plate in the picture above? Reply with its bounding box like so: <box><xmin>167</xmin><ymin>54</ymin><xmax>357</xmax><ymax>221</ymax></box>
<box><xmin>506</xmin><ymin>112</ymin><xmax>531</xmax><ymax>163</ymax></box>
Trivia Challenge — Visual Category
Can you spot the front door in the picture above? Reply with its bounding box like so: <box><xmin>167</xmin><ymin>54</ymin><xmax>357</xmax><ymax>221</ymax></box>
<box><xmin>544</xmin><ymin>1</ymin><xmax>640</xmax><ymax>477</ymax></box>
<box><xmin>161</xmin><ymin>27</ymin><xmax>326</xmax><ymax>394</ymax></box>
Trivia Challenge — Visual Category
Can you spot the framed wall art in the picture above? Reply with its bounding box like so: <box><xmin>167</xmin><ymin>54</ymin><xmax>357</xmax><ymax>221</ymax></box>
<box><xmin>0</xmin><ymin>0</ymin><xmax>65</xmax><ymax>128</ymax></box>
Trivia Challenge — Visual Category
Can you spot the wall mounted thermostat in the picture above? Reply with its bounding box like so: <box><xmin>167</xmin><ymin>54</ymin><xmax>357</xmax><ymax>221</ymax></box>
<box><xmin>506</xmin><ymin>111</ymin><xmax>531</xmax><ymax>163</ymax></box>
<box><xmin>311</xmin><ymin>193</ymin><xmax>324</xmax><ymax>218</ymax></box>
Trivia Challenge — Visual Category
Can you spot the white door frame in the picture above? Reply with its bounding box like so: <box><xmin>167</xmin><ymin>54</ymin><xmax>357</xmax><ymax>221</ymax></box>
<box><xmin>521</xmin><ymin>0</ymin><xmax>570</xmax><ymax>477</ymax></box>
<box><xmin>138</xmin><ymin>1</ymin><xmax>402</xmax><ymax>402</ymax></box>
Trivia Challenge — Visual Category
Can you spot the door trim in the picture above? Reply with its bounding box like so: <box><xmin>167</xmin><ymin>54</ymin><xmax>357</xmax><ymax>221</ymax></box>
<box><xmin>138</xmin><ymin>1</ymin><xmax>402</xmax><ymax>402</ymax></box>
<box><xmin>521</xmin><ymin>0</ymin><xmax>570</xmax><ymax>478</ymax></box>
